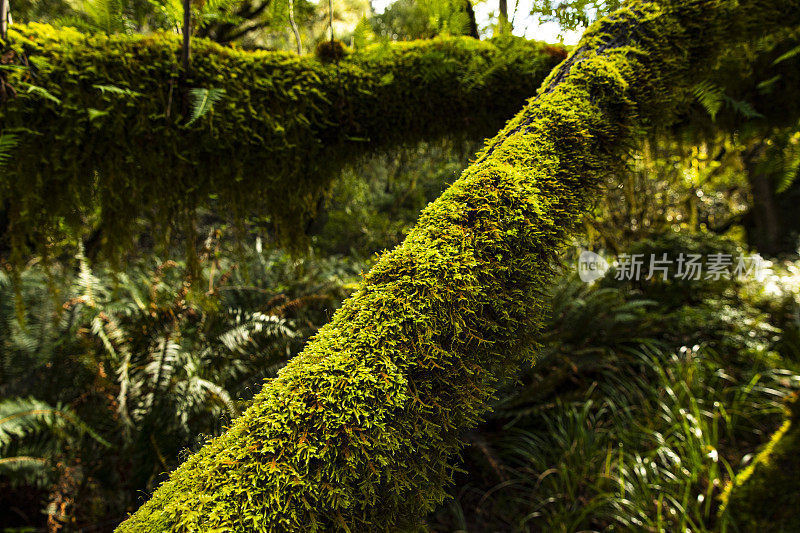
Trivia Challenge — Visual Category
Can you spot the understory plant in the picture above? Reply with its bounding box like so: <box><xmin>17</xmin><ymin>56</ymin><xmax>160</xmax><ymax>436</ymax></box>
<box><xmin>0</xmin><ymin>243</ymin><xmax>358</xmax><ymax>528</ymax></box>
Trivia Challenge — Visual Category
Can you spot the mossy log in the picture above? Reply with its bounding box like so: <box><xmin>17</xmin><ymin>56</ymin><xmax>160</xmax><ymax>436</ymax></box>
<box><xmin>0</xmin><ymin>24</ymin><xmax>564</xmax><ymax>260</ymax></box>
<box><xmin>114</xmin><ymin>0</ymin><xmax>800</xmax><ymax>530</ymax></box>
<box><xmin>720</xmin><ymin>393</ymin><xmax>800</xmax><ymax>531</ymax></box>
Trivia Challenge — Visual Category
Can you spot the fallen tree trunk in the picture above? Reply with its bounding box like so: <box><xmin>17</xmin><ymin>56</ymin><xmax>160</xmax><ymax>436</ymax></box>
<box><xmin>0</xmin><ymin>25</ymin><xmax>564</xmax><ymax>261</ymax></box>
<box><xmin>115</xmin><ymin>0</ymin><xmax>800</xmax><ymax>530</ymax></box>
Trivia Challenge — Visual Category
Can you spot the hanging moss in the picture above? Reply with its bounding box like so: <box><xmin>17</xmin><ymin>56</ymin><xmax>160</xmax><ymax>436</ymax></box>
<box><xmin>720</xmin><ymin>393</ymin><xmax>800</xmax><ymax>531</ymax></box>
<box><xmin>0</xmin><ymin>24</ymin><xmax>564</xmax><ymax>261</ymax></box>
<box><xmin>112</xmin><ymin>1</ymin><xmax>800</xmax><ymax>531</ymax></box>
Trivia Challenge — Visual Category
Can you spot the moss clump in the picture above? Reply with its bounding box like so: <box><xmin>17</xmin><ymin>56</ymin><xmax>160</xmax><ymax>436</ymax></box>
<box><xmin>0</xmin><ymin>25</ymin><xmax>564</xmax><ymax>262</ymax></box>
<box><xmin>720</xmin><ymin>393</ymin><xmax>800</xmax><ymax>531</ymax></box>
<box><xmin>315</xmin><ymin>39</ymin><xmax>347</xmax><ymax>62</ymax></box>
<box><xmin>115</xmin><ymin>1</ymin><xmax>800</xmax><ymax>531</ymax></box>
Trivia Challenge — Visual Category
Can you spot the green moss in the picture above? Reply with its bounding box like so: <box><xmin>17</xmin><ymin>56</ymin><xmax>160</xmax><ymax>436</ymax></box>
<box><xmin>315</xmin><ymin>39</ymin><xmax>348</xmax><ymax>63</ymax></box>
<box><xmin>720</xmin><ymin>393</ymin><xmax>800</xmax><ymax>531</ymax></box>
<box><xmin>0</xmin><ymin>24</ymin><xmax>563</xmax><ymax>261</ymax></box>
<box><xmin>112</xmin><ymin>1</ymin><xmax>800</xmax><ymax>531</ymax></box>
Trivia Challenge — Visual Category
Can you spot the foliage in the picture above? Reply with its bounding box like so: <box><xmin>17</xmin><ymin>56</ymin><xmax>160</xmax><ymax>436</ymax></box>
<box><xmin>186</xmin><ymin>87</ymin><xmax>226</xmax><ymax>125</ymax></box>
<box><xmin>0</xmin><ymin>23</ymin><xmax>564</xmax><ymax>263</ymax></box>
<box><xmin>585</xmin><ymin>138</ymin><xmax>750</xmax><ymax>253</ymax></box>
<box><xmin>0</xmin><ymin>397</ymin><xmax>108</xmax><ymax>486</ymax></box>
<box><xmin>116</xmin><ymin>0</ymin><xmax>800</xmax><ymax>530</ymax></box>
<box><xmin>10</xmin><ymin>0</ymin><xmax>302</xmax><ymax>43</ymax></box>
<box><xmin>720</xmin><ymin>393</ymin><xmax>800</xmax><ymax>531</ymax></box>
<box><xmin>0</xmin><ymin>242</ymin><xmax>359</xmax><ymax>528</ymax></box>
<box><xmin>59</xmin><ymin>0</ymin><xmax>132</xmax><ymax>35</ymax></box>
<box><xmin>486</xmin><ymin>345</ymin><xmax>795</xmax><ymax>532</ymax></box>
<box><xmin>430</xmin><ymin>240</ymin><xmax>800</xmax><ymax>531</ymax></box>
<box><xmin>369</xmin><ymin>0</ymin><xmax>476</xmax><ymax>40</ymax></box>
<box><xmin>312</xmin><ymin>137</ymin><xmax>480</xmax><ymax>257</ymax></box>
<box><xmin>528</xmin><ymin>0</ymin><xmax>622</xmax><ymax>32</ymax></box>
<box><xmin>0</xmin><ymin>132</ymin><xmax>17</xmax><ymax>168</ymax></box>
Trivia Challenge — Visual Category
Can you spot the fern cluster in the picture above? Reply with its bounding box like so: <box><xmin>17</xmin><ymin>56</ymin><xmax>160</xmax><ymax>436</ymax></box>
<box><xmin>0</xmin><ymin>244</ymin><xmax>356</xmax><ymax>525</ymax></box>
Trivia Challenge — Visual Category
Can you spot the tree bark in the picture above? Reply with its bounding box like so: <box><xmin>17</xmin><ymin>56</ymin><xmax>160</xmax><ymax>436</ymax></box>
<box><xmin>744</xmin><ymin>141</ymin><xmax>783</xmax><ymax>255</ymax></box>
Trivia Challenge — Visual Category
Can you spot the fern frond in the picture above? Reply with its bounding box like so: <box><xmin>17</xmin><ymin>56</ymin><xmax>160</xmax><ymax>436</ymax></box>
<box><xmin>147</xmin><ymin>0</ymin><xmax>183</xmax><ymax>28</ymax></box>
<box><xmin>80</xmin><ymin>0</ymin><xmax>128</xmax><ymax>34</ymax></box>
<box><xmin>24</xmin><ymin>84</ymin><xmax>62</xmax><ymax>105</ymax></box>
<box><xmin>0</xmin><ymin>133</ymin><xmax>19</xmax><ymax>169</ymax></box>
<box><xmin>93</xmin><ymin>84</ymin><xmax>143</xmax><ymax>98</ymax></box>
<box><xmin>0</xmin><ymin>397</ymin><xmax>109</xmax><ymax>450</ymax></box>
<box><xmin>218</xmin><ymin>311</ymin><xmax>295</xmax><ymax>354</ymax></box>
<box><xmin>186</xmin><ymin>88</ymin><xmax>226</xmax><ymax>126</ymax></box>
<box><xmin>776</xmin><ymin>131</ymin><xmax>800</xmax><ymax>194</ymax></box>
<box><xmin>724</xmin><ymin>96</ymin><xmax>764</xmax><ymax>119</ymax></box>
<box><xmin>692</xmin><ymin>80</ymin><xmax>724</xmax><ymax>121</ymax></box>
<box><xmin>773</xmin><ymin>44</ymin><xmax>800</xmax><ymax>66</ymax></box>
<box><xmin>195</xmin><ymin>378</ymin><xmax>239</xmax><ymax>418</ymax></box>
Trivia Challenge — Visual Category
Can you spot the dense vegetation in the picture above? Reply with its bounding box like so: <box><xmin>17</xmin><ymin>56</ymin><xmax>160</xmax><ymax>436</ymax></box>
<box><xmin>1</xmin><ymin>0</ymin><xmax>800</xmax><ymax>531</ymax></box>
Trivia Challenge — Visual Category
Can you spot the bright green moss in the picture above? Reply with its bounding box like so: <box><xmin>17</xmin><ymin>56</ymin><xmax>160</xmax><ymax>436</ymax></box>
<box><xmin>112</xmin><ymin>1</ymin><xmax>800</xmax><ymax>531</ymax></box>
<box><xmin>0</xmin><ymin>24</ymin><xmax>564</xmax><ymax>261</ymax></box>
<box><xmin>720</xmin><ymin>393</ymin><xmax>800</xmax><ymax>531</ymax></box>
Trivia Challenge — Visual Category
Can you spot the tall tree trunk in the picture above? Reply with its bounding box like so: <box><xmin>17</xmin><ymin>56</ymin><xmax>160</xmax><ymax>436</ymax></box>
<box><xmin>744</xmin><ymin>141</ymin><xmax>782</xmax><ymax>255</ymax></box>
<box><xmin>181</xmin><ymin>0</ymin><xmax>191</xmax><ymax>118</ymax></box>
<box><xmin>0</xmin><ymin>0</ymin><xmax>8</xmax><ymax>41</ymax></box>
<box><xmin>182</xmin><ymin>0</ymin><xmax>191</xmax><ymax>74</ymax></box>
<box><xmin>288</xmin><ymin>0</ymin><xmax>302</xmax><ymax>54</ymax></box>
<box><xmin>328</xmin><ymin>0</ymin><xmax>334</xmax><ymax>42</ymax></box>
<box><xmin>498</xmin><ymin>0</ymin><xmax>510</xmax><ymax>34</ymax></box>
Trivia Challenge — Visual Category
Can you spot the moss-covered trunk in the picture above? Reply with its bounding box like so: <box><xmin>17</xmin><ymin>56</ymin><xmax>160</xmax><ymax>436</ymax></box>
<box><xmin>0</xmin><ymin>26</ymin><xmax>563</xmax><ymax>261</ymax></box>
<box><xmin>116</xmin><ymin>0</ymin><xmax>799</xmax><ymax>530</ymax></box>
<box><xmin>720</xmin><ymin>393</ymin><xmax>800</xmax><ymax>531</ymax></box>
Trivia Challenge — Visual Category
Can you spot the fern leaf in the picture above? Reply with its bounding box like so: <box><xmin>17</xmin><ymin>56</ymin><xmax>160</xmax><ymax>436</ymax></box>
<box><xmin>773</xmin><ymin>44</ymin><xmax>800</xmax><ymax>66</ymax></box>
<box><xmin>147</xmin><ymin>0</ymin><xmax>183</xmax><ymax>27</ymax></box>
<box><xmin>0</xmin><ymin>134</ymin><xmax>19</xmax><ymax>169</ymax></box>
<box><xmin>186</xmin><ymin>88</ymin><xmax>226</xmax><ymax>126</ymax></box>
<box><xmin>724</xmin><ymin>96</ymin><xmax>764</xmax><ymax>119</ymax></box>
<box><xmin>692</xmin><ymin>80</ymin><xmax>724</xmax><ymax>121</ymax></box>
<box><xmin>24</xmin><ymin>85</ymin><xmax>62</xmax><ymax>105</ymax></box>
<box><xmin>93</xmin><ymin>84</ymin><xmax>143</xmax><ymax>98</ymax></box>
<box><xmin>88</xmin><ymin>108</ymin><xmax>110</xmax><ymax>121</ymax></box>
<box><xmin>196</xmin><ymin>378</ymin><xmax>240</xmax><ymax>418</ymax></box>
<box><xmin>0</xmin><ymin>397</ymin><xmax>109</xmax><ymax>450</ymax></box>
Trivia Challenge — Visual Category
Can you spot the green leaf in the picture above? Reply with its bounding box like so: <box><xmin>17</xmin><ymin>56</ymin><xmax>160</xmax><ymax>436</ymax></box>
<box><xmin>186</xmin><ymin>88</ymin><xmax>226</xmax><ymax>126</ymax></box>
<box><xmin>724</xmin><ymin>96</ymin><xmax>764</xmax><ymax>119</ymax></box>
<box><xmin>88</xmin><ymin>108</ymin><xmax>110</xmax><ymax>120</ymax></box>
<box><xmin>25</xmin><ymin>85</ymin><xmax>62</xmax><ymax>105</ymax></box>
<box><xmin>692</xmin><ymin>80</ymin><xmax>724</xmax><ymax>121</ymax></box>
<box><xmin>772</xmin><ymin>45</ymin><xmax>800</xmax><ymax>66</ymax></box>
<box><xmin>93</xmin><ymin>84</ymin><xmax>143</xmax><ymax>97</ymax></box>
<box><xmin>0</xmin><ymin>134</ymin><xmax>19</xmax><ymax>170</ymax></box>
